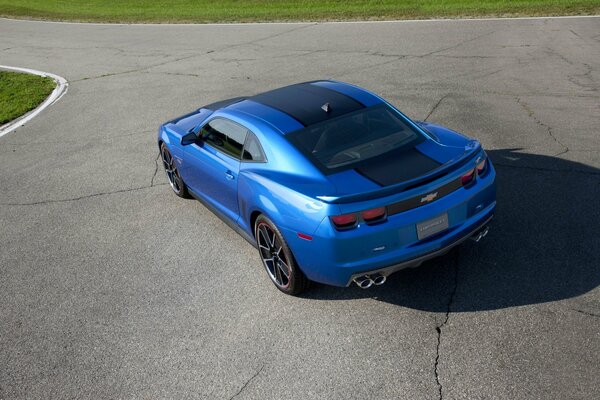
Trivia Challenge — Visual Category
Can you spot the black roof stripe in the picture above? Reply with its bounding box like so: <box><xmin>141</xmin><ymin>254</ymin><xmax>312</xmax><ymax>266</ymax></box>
<box><xmin>249</xmin><ymin>82</ymin><xmax>365</xmax><ymax>126</ymax></box>
<box><xmin>203</xmin><ymin>96</ymin><xmax>247</xmax><ymax>111</ymax></box>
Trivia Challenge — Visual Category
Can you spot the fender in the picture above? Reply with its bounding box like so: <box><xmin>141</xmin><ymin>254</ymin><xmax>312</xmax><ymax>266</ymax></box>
<box><xmin>236</xmin><ymin>170</ymin><xmax>336</xmax><ymax>242</ymax></box>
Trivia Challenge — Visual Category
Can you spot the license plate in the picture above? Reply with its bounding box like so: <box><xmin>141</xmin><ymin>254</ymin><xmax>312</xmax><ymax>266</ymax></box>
<box><xmin>416</xmin><ymin>213</ymin><xmax>449</xmax><ymax>240</ymax></box>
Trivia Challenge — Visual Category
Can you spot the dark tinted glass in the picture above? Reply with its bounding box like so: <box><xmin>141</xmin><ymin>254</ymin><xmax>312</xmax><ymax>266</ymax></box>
<box><xmin>242</xmin><ymin>133</ymin><xmax>266</xmax><ymax>162</ymax></box>
<box><xmin>288</xmin><ymin>104</ymin><xmax>423</xmax><ymax>171</ymax></box>
<box><xmin>202</xmin><ymin>118</ymin><xmax>247</xmax><ymax>159</ymax></box>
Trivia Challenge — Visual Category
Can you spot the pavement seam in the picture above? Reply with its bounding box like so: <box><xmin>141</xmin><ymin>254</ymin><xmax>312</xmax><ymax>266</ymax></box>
<box><xmin>434</xmin><ymin>249</ymin><xmax>459</xmax><ymax>400</ymax></box>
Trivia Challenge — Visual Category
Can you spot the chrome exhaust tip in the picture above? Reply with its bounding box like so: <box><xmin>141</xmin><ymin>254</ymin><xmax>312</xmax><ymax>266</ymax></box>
<box><xmin>471</xmin><ymin>225</ymin><xmax>490</xmax><ymax>243</ymax></box>
<box><xmin>481</xmin><ymin>225</ymin><xmax>489</xmax><ymax>238</ymax></box>
<box><xmin>372</xmin><ymin>274</ymin><xmax>387</xmax><ymax>286</ymax></box>
<box><xmin>354</xmin><ymin>276</ymin><xmax>374</xmax><ymax>289</ymax></box>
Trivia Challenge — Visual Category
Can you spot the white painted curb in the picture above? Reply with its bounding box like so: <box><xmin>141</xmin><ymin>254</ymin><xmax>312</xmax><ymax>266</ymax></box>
<box><xmin>0</xmin><ymin>65</ymin><xmax>68</xmax><ymax>138</ymax></box>
<box><xmin>1</xmin><ymin>14</ymin><xmax>599</xmax><ymax>27</ymax></box>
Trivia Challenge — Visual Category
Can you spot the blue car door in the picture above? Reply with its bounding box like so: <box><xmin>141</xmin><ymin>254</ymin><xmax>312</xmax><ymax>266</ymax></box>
<box><xmin>183</xmin><ymin>117</ymin><xmax>248</xmax><ymax>220</ymax></box>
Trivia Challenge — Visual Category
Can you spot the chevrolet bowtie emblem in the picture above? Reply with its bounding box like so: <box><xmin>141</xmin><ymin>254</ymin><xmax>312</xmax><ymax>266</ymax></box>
<box><xmin>421</xmin><ymin>192</ymin><xmax>438</xmax><ymax>203</ymax></box>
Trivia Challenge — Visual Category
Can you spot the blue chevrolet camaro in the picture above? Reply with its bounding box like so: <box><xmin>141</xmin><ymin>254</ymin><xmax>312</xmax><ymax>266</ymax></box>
<box><xmin>158</xmin><ymin>81</ymin><xmax>496</xmax><ymax>295</ymax></box>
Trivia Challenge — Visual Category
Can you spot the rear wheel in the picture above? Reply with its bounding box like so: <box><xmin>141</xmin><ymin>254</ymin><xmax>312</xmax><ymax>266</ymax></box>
<box><xmin>255</xmin><ymin>215</ymin><xmax>310</xmax><ymax>295</ymax></box>
<box><xmin>160</xmin><ymin>143</ymin><xmax>190</xmax><ymax>198</ymax></box>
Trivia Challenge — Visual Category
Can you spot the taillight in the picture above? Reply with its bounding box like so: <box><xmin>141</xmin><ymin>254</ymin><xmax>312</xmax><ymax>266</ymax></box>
<box><xmin>477</xmin><ymin>158</ymin><xmax>487</xmax><ymax>175</ymax></box>
<box><xmin>331</xmin><ymin>213</ymin><xmax>358</xmax><ymax>229</ymax></box>
<box><xmin>361</xmin><ymin>207</ymin><xmax>386</xmax><ymax>223</ymax></box>
<box><xmin>461</xmin><ymin>168</ymin><xmax>476</xmax><ymax>186</ymax></box>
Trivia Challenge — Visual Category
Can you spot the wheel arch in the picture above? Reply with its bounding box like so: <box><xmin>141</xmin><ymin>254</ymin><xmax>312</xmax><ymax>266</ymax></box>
<box><xmin>250</xmin><ymin>210</ymin><xmax>263</xmax><ymax>237</ymax></box>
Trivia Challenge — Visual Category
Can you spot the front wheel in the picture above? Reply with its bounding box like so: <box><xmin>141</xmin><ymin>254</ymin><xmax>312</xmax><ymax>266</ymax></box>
<box><xmin>160</xmin><ymin>143</ymin><xmax>190</xmax><ymax>198</ymax></box>
<box><xmin>255</xmin><ymin>215</ymin><xmax>310</xmax><ymax>295</ymax></box>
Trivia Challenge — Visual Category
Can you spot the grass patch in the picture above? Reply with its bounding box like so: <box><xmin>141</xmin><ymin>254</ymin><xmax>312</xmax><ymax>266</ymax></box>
<box><xmin>0</xmin><ymin>0</ymin><xmax>598</xmax><ymax>23</ymax></box>
<box><xmin>0</xmin><ymin>71</ymin><xmax>55</xmax><ymax>125</ymax></box>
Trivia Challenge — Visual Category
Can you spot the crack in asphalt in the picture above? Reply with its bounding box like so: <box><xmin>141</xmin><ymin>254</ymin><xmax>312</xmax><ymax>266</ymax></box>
<box><xmin>333</xmin><ymin>55</ymin><xmax>406</xmax><ymax>78</ymax></box>
<box><xmin>543</xmin><ymin>46</ymin><xmax>575</xmax><ymax>66</ymax></box>
<box><xmin>1</xmin><ymin>150</ymin><xmax>168</xmax><ymax>206</ymax></box>
<box><xmin>515</xmin><ymin>97</ymin><xmax>570</xmax><ymax>157</ymax></box>
<box><xmin>70</xmin><ymin>53</ymin><xmax>206</xmax><ymax>82</ymax></box>
<box><xmin>2</xmin><ymin>129</ymin><xmax>154</xmax><ymax>146</ymax></box>
<box><xmin>569</xmin><ymin>29</ymin><xmax>586</xmax><ymax>42</ymax></box>
<box><xmin>568</xmin><ymin>63</ymin><xmax>598</xmax><ymax>93</ymax></box>
<box><xmin>573</xmin><ymin>309</ymin><xmax>600</xmax><ymax>318</ymax></box>
<box><xmin>0</xmin><ymin>183</ymin><xmax>168</xmax><ymax>207</ymax></box>
<box><xmin>419</xmin><ymin>30</ymin><xmax>497</xmax><ymax>58</ymax></box>
<box><xmin>434</xmin><ymin>250</ymin><xmax>459</xmax><ymax>400</ymax></box>
<box><xmin>431</xmin><ymin>54</ymin><xmax>499</xmax><ymax>60</ymax></box>
<box><xmin>332</xmin><ymin>30</ymin><xmax>497</xmax><ymax>79</ymax></box>
<box><xmin>245</xmin><ymin>23</ymin><xmax>317</xmax><ymax>46</ymax></box>
<box><xmin>424</xmin><ymin>94</ymin><xmax>450</xmax><ymax>121</ymax></box>
<box><xmin>229</xmin><ymin>365</ymin><xmax>264</xmax><ymax>400</ymax></box>
<box><xmin>69</xmin><ymin>23</ymin><xmax>317</xmax><ymax>83</ymax></box>
<box><xmin>151</xmin><ymin>151</ymin><xmax>161</xmax><ymax>187</ymax></box>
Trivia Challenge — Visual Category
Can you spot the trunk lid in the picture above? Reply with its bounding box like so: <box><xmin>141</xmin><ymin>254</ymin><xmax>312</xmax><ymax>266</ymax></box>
<box><xmin>321</xmin><ymin>139</ymin><xmax>481</xmax><ymax>204</ymax></box>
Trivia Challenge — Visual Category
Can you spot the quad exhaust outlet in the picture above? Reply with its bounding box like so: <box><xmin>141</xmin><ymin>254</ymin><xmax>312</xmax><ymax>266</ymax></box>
<box><xmin>470</xmin><ymin>225</ymin><xmax>490</xmax><ymax>243</ymax></box>
<box><xmin>353</xmin><ymin>225</ymin><xmax>491</xmax><ymax>289</ymax></box>
<box><xmin>353</xmin><ymin>273</ymin><xmax>386</xmax><ymax>289</ymax></box>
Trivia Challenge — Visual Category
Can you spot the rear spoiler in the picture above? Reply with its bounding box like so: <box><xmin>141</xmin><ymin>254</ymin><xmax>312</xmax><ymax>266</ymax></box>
<box><xmin>317</xmin><ymin>141</ymin><xmax>482</xmax><ymax>204</ymax></box>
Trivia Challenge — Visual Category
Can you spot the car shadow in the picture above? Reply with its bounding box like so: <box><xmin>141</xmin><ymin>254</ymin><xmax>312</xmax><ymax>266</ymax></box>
<box><xmin>302</xmin><ymin>149</ymin><xmax>600</xmax><ymax>312</ymax></box>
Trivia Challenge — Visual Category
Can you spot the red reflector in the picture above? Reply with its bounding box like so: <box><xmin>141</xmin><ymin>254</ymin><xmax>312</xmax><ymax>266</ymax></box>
<box><xmin>331</xmin><ymin>213</ymin><xmax>357</xmax><ymax>228</ymax></box>
<box><xmin>477</xmin><ymin>159</ymin><xmax>487</xmax><ymax>174</ymax></box>
<box><xmin>361</xmin><ymin>207</ymin><xmax>386</xmax><ymax>222</ymax></box>
<box><xmin>461</xmin><ymin>169</ymin><xmax>476</xmax><ymax>185</ymax></box>
<box><xmin>297</xmin><ymin>232</ymin><xmax>313</xmax><ymax>241</ymax></box>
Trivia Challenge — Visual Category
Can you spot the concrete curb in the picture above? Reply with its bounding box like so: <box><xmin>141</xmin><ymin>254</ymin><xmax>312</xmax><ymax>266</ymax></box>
<box><xmin>0</xmin><ymin>65</ymin><xmax>68</xmax><ymax>138</ymax></box>
<box><xmin>1</xmin><ymin>15</ymin><xmax>599</xmax><ymax>27</ymax></box>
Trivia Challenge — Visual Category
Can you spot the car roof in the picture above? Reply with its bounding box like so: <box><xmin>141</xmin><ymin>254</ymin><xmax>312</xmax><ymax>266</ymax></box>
<box><xmin>204</xmin><ymin>81</ymin><xmax>383</xmax><ymax>135</ymax></box>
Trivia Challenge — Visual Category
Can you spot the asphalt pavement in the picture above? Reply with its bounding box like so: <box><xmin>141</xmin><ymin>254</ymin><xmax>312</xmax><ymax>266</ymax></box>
<box><xmin>0</xmin><ymin>16</ymin><xmax>599</xmax><ymax>399</ymax></box>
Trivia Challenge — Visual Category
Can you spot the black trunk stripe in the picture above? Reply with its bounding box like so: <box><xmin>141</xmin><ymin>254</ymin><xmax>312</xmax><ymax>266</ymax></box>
<box><xmin>355</xmin><ymin>147</ymin><xmax>441</xmax><ymax>187</ymax></box>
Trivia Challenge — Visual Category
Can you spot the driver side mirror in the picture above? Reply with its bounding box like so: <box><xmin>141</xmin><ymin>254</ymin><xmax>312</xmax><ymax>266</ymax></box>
<box><xmin>181</xmin><ymin>132</ymin><xmax>200</xmax><ymax>146</ymax></box>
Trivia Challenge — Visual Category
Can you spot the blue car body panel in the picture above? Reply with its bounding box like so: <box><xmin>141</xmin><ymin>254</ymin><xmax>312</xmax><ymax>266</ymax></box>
<box><xmin>158</xmin><ymin>81</ymin><xmax>496</xmax><ymax>287</ymax></box>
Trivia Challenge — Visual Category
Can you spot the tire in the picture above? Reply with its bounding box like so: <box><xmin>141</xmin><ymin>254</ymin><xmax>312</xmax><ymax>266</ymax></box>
<box><xmin>160</xmin><ymin>143</ymin><xmax>190</xmax><ymax>198</ymax></box>
<box><xmin>255</xmin><ymin>215</ymin><xmax>310</xmax><ymax>295</ymax></box>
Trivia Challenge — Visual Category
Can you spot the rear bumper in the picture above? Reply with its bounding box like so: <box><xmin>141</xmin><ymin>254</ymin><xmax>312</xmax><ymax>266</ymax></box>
<box><xmin>281</xmin><ymin>166</ymin><xmax>496</xmax><ymax>287</ymax></box>
<box><xmin>346</xmin><ymin>212</ymin><xmax>493</xmax><ymax>286</ymax></box>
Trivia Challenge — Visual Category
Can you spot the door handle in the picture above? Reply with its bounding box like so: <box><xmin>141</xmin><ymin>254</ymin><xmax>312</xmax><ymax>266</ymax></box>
<box><xmin>225</xmin><ymin>170</ymin><xmax>235</xmax><ymax>181</ymax></box>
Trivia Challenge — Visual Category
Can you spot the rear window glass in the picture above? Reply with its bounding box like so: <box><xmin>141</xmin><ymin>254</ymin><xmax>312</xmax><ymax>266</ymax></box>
<box><xmin>242</xmin><ymin>132</ymin><xmax>266</xmax><ymax>162</ymax></box>
<box><xmin>287</xmin><ymin>104</ymin><xmax>423</xmax><ymax>172</ymax></box>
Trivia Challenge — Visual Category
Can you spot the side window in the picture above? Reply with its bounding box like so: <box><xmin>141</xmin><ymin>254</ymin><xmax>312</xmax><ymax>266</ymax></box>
<box><xmin>201</xmin><ymin>118</ymin><xmax>247</xmax><ymax>159</ymax></box>
<box><xmin>242</xmin><ymin>132</ymin><xmax>266</xmax><ymax>162</ymax></box>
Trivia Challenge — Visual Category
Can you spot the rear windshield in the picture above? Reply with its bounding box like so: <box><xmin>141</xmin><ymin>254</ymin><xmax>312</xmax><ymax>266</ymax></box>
<box><xmin>287</xmin><ymin>104</ymin><xmax>424</xmax><ymax>173</ymax></box>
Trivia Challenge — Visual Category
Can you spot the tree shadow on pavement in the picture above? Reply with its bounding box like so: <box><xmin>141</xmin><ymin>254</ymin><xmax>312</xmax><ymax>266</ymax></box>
<box><xmin>303</xmin><ymin>149</ymin><xmax>600</xmax><ymax>312</ymax></box>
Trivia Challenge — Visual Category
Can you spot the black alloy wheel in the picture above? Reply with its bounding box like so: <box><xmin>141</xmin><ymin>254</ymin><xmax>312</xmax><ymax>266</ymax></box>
<box><xmin>255</xmin><ymin>215</ymin><xmax>310</xmax><ymax>295</ymax></box>
<box><xmin>160</xmin><ymin>143</ymin><xmax>189</xmax><ymax>198</ymax></box>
